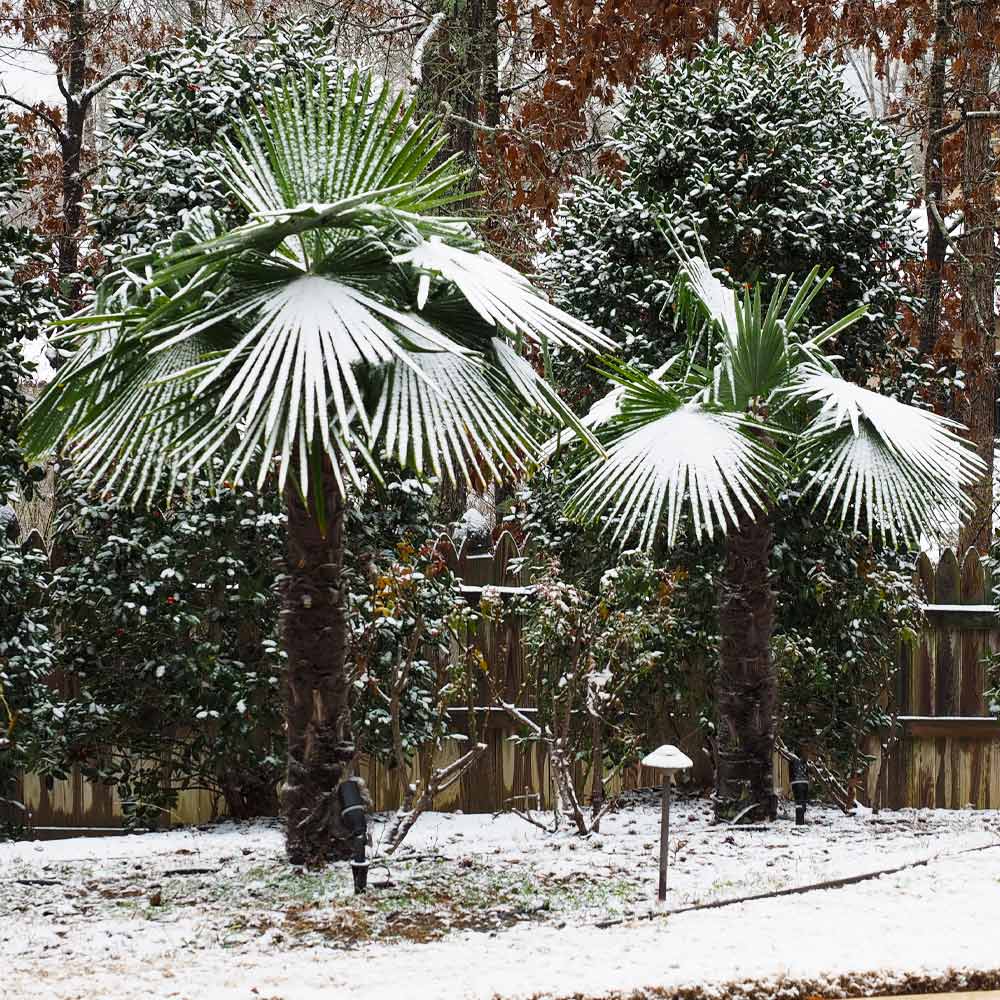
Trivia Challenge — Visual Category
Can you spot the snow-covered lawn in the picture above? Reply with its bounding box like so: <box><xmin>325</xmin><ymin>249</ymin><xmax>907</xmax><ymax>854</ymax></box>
<box><xmin>4</xmin><ymin>794</ymin><xmax>1000</xmax><ymax>1000</ymax></box>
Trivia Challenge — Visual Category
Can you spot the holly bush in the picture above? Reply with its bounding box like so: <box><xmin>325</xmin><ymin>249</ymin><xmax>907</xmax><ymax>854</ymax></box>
<box><xmin>1</xmin><ymin>117</ymin><xmax>51</xmax><ymax>506</ymax></box>
<box><xmin>0</xmin><ymin>542</ymin><xmax>54</xmax><ymax>833</ymax></box>
<box><xmin>87</xmin><ymin>21</ymin><xmax>340</xmax><ymax>263</ymax></box>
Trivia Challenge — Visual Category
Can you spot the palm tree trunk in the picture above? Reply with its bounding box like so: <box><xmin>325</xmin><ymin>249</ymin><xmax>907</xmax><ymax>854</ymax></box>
<box><xmin>281</xmin><ymin>464</ymin><xmax>355</xmax><ymax>866</ymax></box>
<box><xmin>715</xmin><ymin>509</ymin><xmax>777</xmax><ymax>823</ymax></box>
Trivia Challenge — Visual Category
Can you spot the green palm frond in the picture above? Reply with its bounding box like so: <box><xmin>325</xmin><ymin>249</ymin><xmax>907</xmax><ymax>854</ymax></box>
<box><xmin>23</xmin><ymin>66</ymin><xmax>610</xmax><ymax>508</ymax></box>
<box><xmin>678</xmin><ymin>262</ymin><xmax>865</xmax><ymax>411</ymax></box>
<box><xmin>563</xmin><ymin>246</ymin><xmax>979</xmax><ymax>551</ymax></box>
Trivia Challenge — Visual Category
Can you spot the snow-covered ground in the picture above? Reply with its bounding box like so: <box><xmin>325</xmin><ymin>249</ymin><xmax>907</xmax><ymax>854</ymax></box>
<box><xmin>4</xmin><ymin>795</ymin><xmax>1000</xmax><ymax>1000</ymax></box>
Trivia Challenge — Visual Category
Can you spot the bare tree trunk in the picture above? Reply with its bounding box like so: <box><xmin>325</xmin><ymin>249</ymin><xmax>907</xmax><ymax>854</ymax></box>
<box><xmin>481</xmin><ymin>0</ymin><xmax>500</xmax><ymax>130</ymax></box>
<box><xmin>281</xmin><ymin>466</ymin><xmax>355</xmax><ymax>867</ymax></box>
<box><xmin>919</xmin><ymin>0</ymin><xmax>953</xmax><ymax>359</ymax></box>
<box><xmin>57</xmin><ymin>0</ymin><xmax>89</xmax><ymax>313</ymax></box>
<box><xmin>715</xmin><ymin>510</ymin><xmax>777</xmax><ymax>823</ymax></box>
<box><xmin>957</xmin><ymin>4</ymin><xmax>997</xmax><ymax>555</ymax></box>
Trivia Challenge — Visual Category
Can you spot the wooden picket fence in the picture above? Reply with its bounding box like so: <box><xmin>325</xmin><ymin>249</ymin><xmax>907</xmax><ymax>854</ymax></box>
<box><xmin>8</xmin><ymin>538</ymin><xmax>1000</xmax><ymax>835</ymax></box>
<box><xmin>870</xmin><ymin>546</ymin><xmax>1000</xmax><ymax>809</ymax></box>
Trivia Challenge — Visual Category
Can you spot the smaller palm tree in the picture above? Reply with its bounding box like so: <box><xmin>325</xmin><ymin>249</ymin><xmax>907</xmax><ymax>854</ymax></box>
<box><xmin>23</xmin><ymin>68</ymin><xmax>611</xmax><ymax>865</ymax></box>
<box><xmin>564</xmin><ymin>250</ymin><xmax>983</xmax><ymax>821</ymax></box>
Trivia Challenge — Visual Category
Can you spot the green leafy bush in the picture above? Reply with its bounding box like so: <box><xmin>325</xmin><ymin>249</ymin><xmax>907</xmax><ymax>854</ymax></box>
<box><xmin>516</xmin><ymin>554</ymin><xmax>674</xmax><ymax>769</ymax></box>
<box><xmin>347</xmin><ymin>476</ymin><xmax>486</xmax><ymax>766</ymax></box>
<box><xmin>542</xmin><ymin>32</ymin><xmax>918</xmax><ymax>406</ymax></box>
<box><xmin>0</xmin><ymin>542</ymin><xmax>54</xmax><ymax>833</ymax></box>
<box><xmin>42</xmin><ymin>478</ymin><xmax>286</xmax><ymax>827</ymax></box>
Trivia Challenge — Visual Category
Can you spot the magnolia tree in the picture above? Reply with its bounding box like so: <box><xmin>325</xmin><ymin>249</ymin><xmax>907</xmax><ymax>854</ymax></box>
<box><xmin>88</xmin><ymin>21</ymin><xmax>341</xmax><ymax>264</ymax></box>
<box><xmin>1</xmin><ymin>118</ymin><xmax>50</xmax><ymax>501</ymax></box>
<box><xmin>542</xmin><ymin>34</ymin><xmax>918</xmax><ymax>400</ymax></box>
<box><xmin>562</xmin><ymin>254</ymin><xmax>981</xmax><ymax>822</ymax></box>
<box><xmin>24</xmin><ymin>68</ymin><xmax>610</xmax><ymax>866</ymax></box>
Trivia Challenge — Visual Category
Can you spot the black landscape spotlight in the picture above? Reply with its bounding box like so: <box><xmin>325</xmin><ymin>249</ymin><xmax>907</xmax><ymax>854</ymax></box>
<box><xmin>338</xmin><ymin>777</ymin><xmax>369</xmax><ymax>894</ymax></box>
<box><xmin>789</xmin><ymin>755</ymin><xmax>809</xmax><ymax>826</ymax></box>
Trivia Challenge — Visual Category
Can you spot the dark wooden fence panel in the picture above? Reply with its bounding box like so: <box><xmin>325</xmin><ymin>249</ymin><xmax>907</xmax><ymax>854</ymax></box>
<box><xmin>873</xmin><ymin>546</ymin><xmax>1000</xmax><ymax>810</ymax></box>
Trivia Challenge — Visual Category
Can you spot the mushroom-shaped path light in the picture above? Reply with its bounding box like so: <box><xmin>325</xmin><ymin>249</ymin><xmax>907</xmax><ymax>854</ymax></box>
<box><xmin>641</xmin><ymin>745</ymin><xmax>693</xmax><ymax>903</ymax></box>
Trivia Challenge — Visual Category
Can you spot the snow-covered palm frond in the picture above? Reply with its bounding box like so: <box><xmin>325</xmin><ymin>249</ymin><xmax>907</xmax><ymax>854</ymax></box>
<box><xmin>566</xmin><ymin>366</ymin><xmax>782</xmax><ymax>548</ymax></box>
<box><xmin>371</xmin><ymin>351</ymin><xmax>549</xmax><ymax>487</ymax></box>
<box><xmin>169</xmin><ymin>273</ymin><xmax>474</xmax><ymax>495</ymax></box>
<box><xmin>24</xmin><ymin>66</ymin><xmax>608</xmax><ymax>509</ymax></box>
<box><xmin>681</xmin><ymin>258</ymin><xmax>738</xmax><ymax>337</ymax></box>
<box><xmin>61</xmin><ymin>331</ymin><xmax>220</xmax><ymax>501</ymax></box>
<box><xmin>489</xmin><ymin>338</ymin><xmax>602</xmax><ymax>453</ymax></box>
<box><xmin>788</xmin><ymin>366</ymin><xmax>985</xmax><ymax>543</ymax></box>
<box><xmin>568</xmin><ymin>404</ymin><xmax>780</xmax><ymax>549</ymax></box>
<box><xmin>393</xmin><ymin>237</ymin><xmax>616</xmax><ymax>353</ymax></box>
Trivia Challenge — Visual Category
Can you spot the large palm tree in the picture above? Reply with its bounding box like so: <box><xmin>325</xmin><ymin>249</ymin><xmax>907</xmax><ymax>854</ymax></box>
<box><xmin>564</xmin><ymin>251</ymin><xmax>983</xmax><ymax>822</ymax></box>
<box><xmin>22</xmin><ymin>68</ymin><xmax>611</xmax><ymax>865</ymax></box>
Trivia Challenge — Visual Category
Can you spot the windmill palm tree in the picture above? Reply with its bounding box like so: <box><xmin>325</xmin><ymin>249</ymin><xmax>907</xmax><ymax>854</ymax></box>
<box><xmin>22</xmin><ymin>68</ymin><xmax>611</xmax><ymax>865</ymax></box>
<box><xmin>564</xmin><ymin>251</ymin><xmax>983</xmax><ymax>822</ymax></box>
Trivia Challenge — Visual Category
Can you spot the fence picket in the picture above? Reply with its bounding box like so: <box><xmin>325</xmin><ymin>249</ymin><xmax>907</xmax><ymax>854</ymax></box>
<box><xmin>916</xmin><ymin>550</ymin><xmax>935</xmax><ymax>602</ymax></box>
<box><xmin>934</xmin><ymin>548</ymin><xmax>960</xmax><ymax>715</ymax></box>
<box><xmin>961</xmin><ymin>547</ymin><xmax>989</xmax><ymax>716</ymax></box>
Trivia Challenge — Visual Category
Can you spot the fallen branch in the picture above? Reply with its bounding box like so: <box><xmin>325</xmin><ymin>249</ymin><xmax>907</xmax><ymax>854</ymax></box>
<box><xmin>500</xmin><ymin>698</ymin><xmax>590</xmax><ymax>835</ymax></box>
<box><xmin>382</xmin><ymin>741</ymin><xmax>487</xmax><ymax>855</ymax></box>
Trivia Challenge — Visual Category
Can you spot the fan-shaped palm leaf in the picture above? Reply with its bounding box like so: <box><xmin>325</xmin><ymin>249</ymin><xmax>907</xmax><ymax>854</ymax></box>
<box><xmin>393</xmin><ymin>237</ymin><xmax>616</xmax><ymax>354</ymax></box>
<box><xmin>786</xmin><ymin>366</ymin><xmax>984</xmax><ymax>543</ymax></box>
<box><xmin>566</xmin><ymin>365</ymin><xmax>783</xmax><ymax>548</ymax></box>
<box><xmin>23</xmin><ymin>66</ymin><xmax>610</xmax><ymax>508</ymax></box>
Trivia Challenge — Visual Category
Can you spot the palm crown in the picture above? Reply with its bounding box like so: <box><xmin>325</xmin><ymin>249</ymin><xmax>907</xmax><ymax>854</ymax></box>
<box><xmin>23</xmin><ymin>68</ymin><xmax>611</xmax><ymax>504</ymax></box>
<box><xmin>564</xmin><ymin>248</ymin><xmax>983</xmax><ymax>550</ymax></box>
<box><xmin>21</xmin><ymin>66</ymin><xmax>621</xmax><ymax>867</ymax></box>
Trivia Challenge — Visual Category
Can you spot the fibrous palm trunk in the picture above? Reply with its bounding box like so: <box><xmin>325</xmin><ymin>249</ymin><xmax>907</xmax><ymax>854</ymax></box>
<box><xmin>281</xmin><ymin>465</ymin><xmax>355</xmax><ymax>866</ymax></box>
<box><xmin>715</xmin><ymin>510</ymin><xmax>777</xmax><ymax>823</ymax></box>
